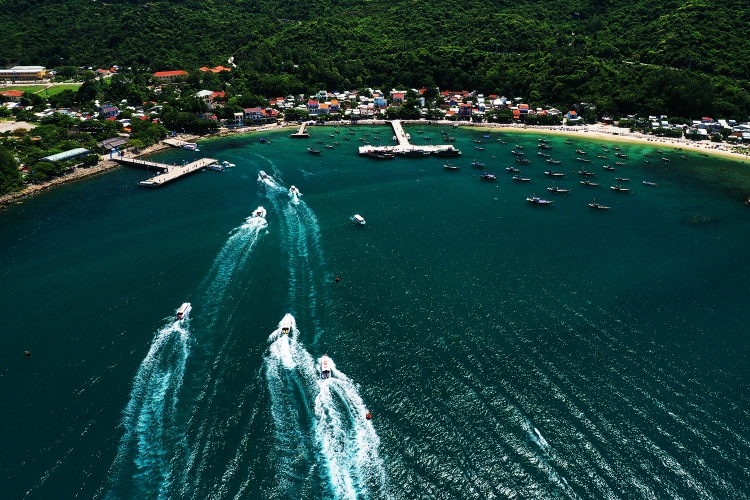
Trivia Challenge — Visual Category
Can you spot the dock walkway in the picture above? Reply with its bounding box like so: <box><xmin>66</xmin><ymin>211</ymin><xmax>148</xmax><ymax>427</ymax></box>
<box><xmin>357</xmin><ymin>120</ymin><xmax>458</xmax><ymax>156</ymax></box>
<box><xmin>114</xmin><ymin>157</ymin><xmax>217</xmax><ymax>187</ymax></box>
<box><xmin>290</xmin><ymin>122</ymin><xmax>309</xmax><ymax>138</ymax></box>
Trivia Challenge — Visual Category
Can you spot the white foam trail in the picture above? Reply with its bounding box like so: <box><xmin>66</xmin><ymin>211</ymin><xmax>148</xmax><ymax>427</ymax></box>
<box><xmin>264</xmin><ymin>314</ymin><xmax>319</xmax><ymax>496</ymax></box>
<box><xmin>108</xmin><ymin>213</ymin><xmax>268</xmax><ymax>498</ymax></box>
<box><xmin>315</xmin><ymin>357</ymin><xmax>391</xmax><ymax>500</ymax></box>
<box><xmin>106</xmin><ymin>317</ymin><xmax>190</xmax><ymax>500</ymax></box>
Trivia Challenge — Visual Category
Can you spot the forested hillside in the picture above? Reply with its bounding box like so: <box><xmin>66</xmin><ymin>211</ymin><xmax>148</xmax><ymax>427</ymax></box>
<box><xmin>2</xmin><ymin>0</ymin><xmax>750</xmax><ymax>118</ymax></box>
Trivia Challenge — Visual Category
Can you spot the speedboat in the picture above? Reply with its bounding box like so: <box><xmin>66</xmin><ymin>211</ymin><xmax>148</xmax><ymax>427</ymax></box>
<box><xmin>352</xmin><ymin>214</ymin><xmax>366</xmax><ymax>225</ymax></box>
<box><xmin>643</xmin><ymin>181</ymin><xmax>658</xmax><ymax>186</ymax></box>
<box><xmin>471</xmin><ymin>160</ymin><xmax>486</xmax><ymax>168</ymax></box>
<box><xmin>289</xmin><ymin>185</ymin><xmax>301</xmax><ymax>196</ymax></box>
<box><xmin>222</xmin><ymin>161</ymin><xmax>236</xmax><ymax>168</ymax></box>
<box><xmin>527</xmin><ymin>195</ymin><xmax>553</xmax><ymax>204</ymax></box>
<box><xmin>513</xmin><ymin>175</ymin><xmax>531</xmax><ymax>182</ymax></box>
<box><xmin>280</xmin><ymin>315</ymin><xmax>292</xmax><ymax>335</ymax></box>
<box><xmin>207</xmin><ymin>163</ymin><xmax>224</xmax><ymax>171</ymax></box>
<box><xmin>183</xmin><ymin>143</ymin><xmax>199</xmax><ymax>151</ymax></box>
<box><xmin>176</xmin><ymin>302</ymin><xmax>191</xmax><ymax>320</ymax></box>
<box><xmin>258</xmin><ymin>170</ymin><xmax>271</xmax><ymax>180</ymax></box>
<box><xmin>308</xmin><ymin>147</ymin><xmax>321</xmax><ymax>154</ymax></box>
<box><xmin>320</xmin><ymin>354</ymin><xmax>332</xmax><ymax>379</ymax></box>
<box><xmin>580</xmin><ymin>180</ymin><xmax>600</xmax><ymax>186</ymax></box>
<box><xmin>480</xmin><ymin>172</ymin><xmax>497</xmax><ymax>181</ymax></box>
<box><xmin>610</xmin><ymin>185</ymin><xmax>631</xmax><ymax>192</ymax></box>
<box><xmin>615</xmin><ymin>177</ymin><xmax>630</xmax><ymax>182</ymax></box>
<box><xmin>547</xmin><ymin>186</ymin><xmax>570</xmax><ymax>193</ymax></box>
<box><xmin>545</xmin><ymin>171</ymin><xmax>565</xmax><ymax>177</ymax></box>
<box><xmin>253</xmin><ymin>206</ymin><xmax>267</xmax><ymax>218</ymax></box>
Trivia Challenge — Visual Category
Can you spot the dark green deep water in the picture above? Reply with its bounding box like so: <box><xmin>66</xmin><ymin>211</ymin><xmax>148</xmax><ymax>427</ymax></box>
<box><xmin>1</xmin><ymin>125</ymin><xmax>749</xmax><ymax>499</ymax></box>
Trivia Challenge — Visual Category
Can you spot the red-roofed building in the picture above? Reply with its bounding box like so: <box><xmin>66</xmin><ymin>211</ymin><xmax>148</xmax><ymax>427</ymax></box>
<box><xmin>307</xmin><ymin>100</ymin><xmax>320</xmax><ymax>114</ymax></box>
<box><xmin>199</xmin><ymin>66</ymin><xmax>232</xmax><ymax>73</ymax></box>
<box><xmin>392</xmin><ymin>93</ymin><xmax>404</xmax><ymax>104</ymax></box>
<box><xmin>152</xmin><ymin>70</ymin><xmax>188</xmax><ymax>83</ymax></box>
<box><xmin>0</xmin><ymin>90</ymin><xmax>24</xmax><ymax>102</ymax></box>
<box><xmin>458</xmin><ymin>103</ymin><xmax>472</xmax><ymax>116</ymax></box>
<box><xmin>211</xmin><ymin>91</ymin><xmax>226</xmax><ymax>101</ymax></box>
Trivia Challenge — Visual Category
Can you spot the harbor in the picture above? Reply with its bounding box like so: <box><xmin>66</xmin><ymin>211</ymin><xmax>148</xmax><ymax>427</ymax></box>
<box><xmin>357</xmin><ymin>120</ymin><xmax>459</xmax><ymax>156</ymax></box>
<box><xmin>113</xmin><ymin>156</ymin><xmax>218</xmax><ymax>187</ymax></box>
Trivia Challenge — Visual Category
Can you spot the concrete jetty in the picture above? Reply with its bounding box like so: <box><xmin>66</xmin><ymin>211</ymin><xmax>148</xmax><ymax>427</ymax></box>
<box><xmin>114</xmin><ymin>157</ymin><xmax>218</xmax><ymax>187</ymax></box>
<box><xmin>163</xmin><ymin>138</ymin><xmax>196</xmax><ymax>148</ymax></box>
<box><xmin>290</xmin><ymin>122</ymin><xmax>310</xmax><ymax>138</ymax></box>
<box><xmin>358</xmin><ymin>120</ymin><xmax>460</xmax><ymax>156</ymax></box>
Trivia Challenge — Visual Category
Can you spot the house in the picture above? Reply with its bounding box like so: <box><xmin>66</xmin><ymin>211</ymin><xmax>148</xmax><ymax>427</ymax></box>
<box><xmin>211</xmin><ymin>91</ymin><xmax>226</xmax><ymax>102</ymax></box>
<box><xmin>566</xmin><ymin>110</ymin><xmax>580</xmax><ymax>121</ymax></box>
<box><xmin>196</xmin><ymin>90</ymin><xmax>214</xmax><ymax>102</ymax></box>
<box><xmin>307</xmin><ymin>100</ymin><xmax>320</xmax><ymax>114</ymax></box>
<box><xmin>95</xmin><ymin>68</ymin><xmax>111</xmax><ymax>77</ymax></box>
<box><xmin>0</xmin><ymin>66</ymin><xmax>47</xmax><ymax>81</ymax></box>
<box><xmin>330</xmin><ymin>99</ymin><xmax>340</xmax><ymax>113</ymax></box>
<box><xmin>199</xmin><ymin>66</ymin><xmax>232</xmax><ymax>73</ymax></box>
<box><xmin>152</xmin><ymin>70</ymin><xmax>188</xmax><ymax>83</ymax></box>
<box><xmin>101</xmin><ymin>105</ymin><xmax>119</xmax><ymax>118</ymax></box>
<box><xmin>519</xmin><ymin>103</ymin><xmax>530</xmax><ymax>115</ymax></box>
<box><xmin>244</xmin><ymin>107</ymin><xmax>263</xmax><ymax>121</ymax></box>
<box><xmin>458</xmin><ymin>104</ymin><xmax>472</xmax><ymax>116</ymax></box>
<box><xmin>318</xmin><ymin>103</ymin><xmax>330</xmax><ymax>115</ymax></box>
<box><xmin>0</xmin><ymin>90</ymin><xmax>23</xmax><ymax>102</ymax></box>
<box><xmin>392</xmin><ymin>93</ymin><xmax>404</xmax><ymax>104</ymax></box>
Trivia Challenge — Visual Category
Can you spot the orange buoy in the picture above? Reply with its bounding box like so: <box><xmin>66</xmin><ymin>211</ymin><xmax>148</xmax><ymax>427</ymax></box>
<box><xmin>335</xmin><ymin>277</ymin><xmax>340</xmax><ymax>282</ymax></box>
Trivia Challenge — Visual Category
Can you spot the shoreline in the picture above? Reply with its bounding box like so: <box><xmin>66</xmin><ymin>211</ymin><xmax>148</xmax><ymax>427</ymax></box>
<box><xmin>4</xmin><ymin>119</ymin><xmax>748</xmax><ymax>207</ymax></box>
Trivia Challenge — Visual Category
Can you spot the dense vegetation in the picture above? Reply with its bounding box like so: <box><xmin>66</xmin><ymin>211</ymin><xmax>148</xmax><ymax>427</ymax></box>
<box><xmin>2</xmin><ymin>0</ymin><xmax>750</xmax><ymax>120</ymax></box>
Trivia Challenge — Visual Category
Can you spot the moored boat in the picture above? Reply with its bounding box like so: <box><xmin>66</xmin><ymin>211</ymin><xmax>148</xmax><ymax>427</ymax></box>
<box><xmin>221</xmin><ymin>161</ymin><xmax>236</xmax><ymax>168</ymax></box>
<box><xmin>444</xmin><ymin>163</ymin><xmax>460</xmax><ymax>170</ymax></box>
<box><xmin>615</xmin><ymin>177</ymin><xmax>630</xmax><ymax>182</ymax></box>
<box><xmin>547</xmin><ymin>159</ymin><xmax>562</xmax><ymax>165</ymax></box>
<box><xmin>480</xmin><ymin>172</ymin><xmax>497</xmax><ymax>181</ymax></box>
<box><xmin>579</xmin><ymin>170</ymin><xmax>596</xmax><ymax>176</ymax></box>
<box><xmin>506</xmin><ymin>166</ymin><xmax>521</xmax><ymax>172</ymax></box>
<box><xmin>207</xmin><ymin>163</ymin><xmax>224</xmax><ymax>171</ymax></box>
<box><xmin>471</xmin><ymin>160</ymin><xmax>486</xmax><ymax>169</ymax></box>
<box><xmin>547</xmin><ymin>186</ymin><xmax>570</xmax><ymax>193</ymax></box>
<box><xmin>538</xmin><ymin>152</ymin><xmax>550</xmax><ymax>157</ymax></box>
<box><xmin>545</xmin><ymin>170</ymin><xmax>565</xmax><ymax>177</ymax></box>
<box><xmin>643</xmin><ymin>181</ymin><xmax>658</xmax><ymax>186</ymax></box>
<box><xmin>589</xmin><ymin>199</ymin><xmax>610</xmax><ymax>210</ymax></box>
<box><xmin>575</xmin><ymin>149</ymin><xmax>587</xmax><ymax>155</ymax></box>
<box><xmin>603</xmin><ymin>165</ymin><xmax>616</xmax><ymax>171</ymax></box>
<box><xmin>352</xmin><ymin>214</ymin><xmax>366</xmax><ymax>225</ymax></box>
<box><xmin>513</xmin><ymin>175</ymin><xmax>531</xmax><ymax>182</ymax></box>
<box><xmin>610</xmin><ymin>185</ymin><xmax>631</xmax><ymax>192</ymax></box>
<box><xmin>308</xmin><ymin>147</ymin><xmax>321</xmax><ymax>154</ymax></box>
<box><xmin>580</xmin><ymin>180</ymin><xmax>600</xmax><ymax>186</ymax></box>
<box><xmin>183</xmin><ymin>143</ymin><xmax>199</xmax><ymax>151</ymax></box>
<box><xmin>527</xmin><ymin>195</ymin><xmax>553</xmax><ymax>204</ymax></box>
<box><xmin>516</xmin><ymin>157</ymin><xmax>531</xmax><ymax>165</ymax></box>
<box><xmin>176</xmin><ymin>302</ymin><xmax>191</xmax><ymax>320</ymax></box>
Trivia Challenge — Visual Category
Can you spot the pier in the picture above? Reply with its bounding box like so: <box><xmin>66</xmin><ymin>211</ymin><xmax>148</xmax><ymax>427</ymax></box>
<box><xmin>114</xmin><ymin>157</ymin><xmax>218</xmax><ymax>187</ymax></box>
<box><xmin>290</xmin><ymin>122</ymin><xmax>310</xmax><ymax>138</ymax></box>
<box><xmin>163</xmin><ymin>138</ymin><xmax>197</xmax><ymax>148</ymax></box>
<box><xmin>358</xmin><ymin>120</ymin><xmax>459</xmax><ymax>156</ymax></box>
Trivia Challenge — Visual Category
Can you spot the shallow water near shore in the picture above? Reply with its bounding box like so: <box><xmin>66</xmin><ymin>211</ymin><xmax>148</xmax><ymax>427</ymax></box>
<box><xmin>1</xmin><ymin>124</ymin><xmax>749</xmax><ymax>499</ymax></box>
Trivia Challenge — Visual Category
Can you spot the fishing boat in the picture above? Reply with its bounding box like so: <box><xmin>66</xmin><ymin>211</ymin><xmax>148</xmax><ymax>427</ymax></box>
<box><xmin>575</xmin><ymin>149</ymin><xmax>587</xmax><ymax>155</ymax></box>
<box><xmin>474</xmin><ymin>139</ymin><xmax>483</xmax><ymax>143</ymax></box>
<box><xmin>576</xmin><ymin>157</ymin><xmax>592</xmax><ymax>163</ymax></box>
<box><xmin>580</xmin><ymin>180</ymin><xmax>600</xmax><ymax>186</ymax></box>
<box><xmin>564</xmin><ymin>139</ymin><xmax>573</xmax><ymax>144</ymax></box>
<box><xmin>183</xmin><ymin>143</ymin><xmax>199</xmax><ymax>151</ymax></box>
<box><xmin>615</xmin><ymin>161</ymin><xmax>627</xmax><ymax>166</ymax></box>
<box><xmin>368</xmin><ymin>151</ymin><xmax>395</xmax><ymax>159</ymax></box>
<box><xmin>662</xmin><ymin>157</ymin><xmax>670</xmax><ymax>162</ymax></box>
<box><xmin>280</xmin><ymin>316</ymin><xmax>292</xmax><ymax>335</ymax></box>
<box><xmin>579</xmin><ymin>170</ymin><xmax>596</xmax><ymax>176</ymax></box>
<box><xmin>516</xmin><ymin>157</ymin><xmax>531</xmax><ymax>165</ymax></box>
<box><xmin>545</xmin><ymin>170</ymin><xmax>565</xmax><ymax>177</ymax></box>
<box><xmin>513</xmin><ymin>175</ymin><xmax>531</xmax><ymax>182</ymax></box>
<box><xmin>603</xmin><ymin>165</ymin><xmax>616</xmax><ymax>171</ymax></box>
<box><xmin>221</xmin><ymin>161</ymin><xmax>236</xmax><ymax>168</ymax></box>
<box><xmin>547</xmin><ymin>159</ymin><xmax>563</xmax><ymax>165</ymax></box>
<box><xmin>308</xmin><ymin>147</ymin><xmax>321</xmax><ymax>154</ymax></box>
<box><xmin>471</xmin><ymin>160</ymin><xmax>486</xmax><ymax>169</ymax></box>
<box><xmin>475</xmin><ymin>146</ymin><xmax>485</xmax><ymax>151</ymax></box>
<box><xmin>656</xmin><ymin>149</ymin><xmax>663</xmax><ymax>154</ymax></box>
<box><xmin>539</xmin><ymin>144</ymin><xmax>553</xmax><ymax>150</ymax></box>
<box><xmin>325</xmin><ymin>144</ymin><xmax>334</xmax><ymax>149</ymax></box>
<box><xmin>610</xmin><ymin>185</ymin><xmax>631</xmax><ymax>192</ymax></box>
<box><xmin>510</xmin><ymin>149</ymin><xmax>524</xmax><ymax>155</ymax></box>
<box><xmin>547</xmin><ymin>186</ymin><xmax>570</xmax><ymax>193</ymax></box>
<box><xmin>444</xmin><ymin>163</ymin><xmax>460</xmax><ymax>171</ymax></box>
<box><xmin>506</xmin><ymin>166</ymin><xmax>521</xmax><ymax>172</ymax></box>
<box><xmin>352</xmin><ymin>214</ymin><xmax>366</xmax><ymax>225</ymax></box>
<box><xmin>615</xmin><ymin>177</ymin><xmax>630</xmax><ymax>182</ymax></box>
<box><xmin>253</xmin><ymin>206</ymin><xmax>267</xmax><ymax>218</ymax></box>
<box><xmin>589</xmin><ymin>199</ymin><xmax>610</xmax><ymax>210</ymax></box>
<box><xmin>480</xmin><ymin>172</ymin><xmax>497</xmax><ymax>181</ymax></box>
<box><xmin>320</xmin><ymin>354</ymin><xmax>332</xmax><ymax>379</ymax></box>
<box><xmin>527</xmin><ymin>195</ymin><xmax>553</xmax><ymax>204</ymax></box>
<box><xmin>433</xmin><ymin>147</ymin><xmax>462</xmax><ymax>156</ymax></box>
<box><xmin>598</xmin><ymin>155</ymin><xmax>608</xmax><ymax>159</ymax></box>
<box><xmin>643</xmin><ymin>181</ymin><xmax>658</xmax><ymax>186</ymax></box>
<box><xmin>176</xmin><ymin>302</ymin><xmax>191</xmax><ymax>320</ymax></box>
<box><xmin>538</xmin><ymin>152</ymin><xmax>550</xmax><ymax>157</ymax></box>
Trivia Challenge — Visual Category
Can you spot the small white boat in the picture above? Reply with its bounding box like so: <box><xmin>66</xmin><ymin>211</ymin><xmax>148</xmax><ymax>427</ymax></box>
<box><xmin>253</xmin><ymin>206</ymin><xmax>267</xmax><ymax>218</ymax></box>
<box><xmin>320</xmin><ymin>354</ymin><xmax>332</xmax><ymax>379</ymax></box>
<box><xmin>222</xmin><ymin>161</ymin><xmax>236</xmax><ymax>168</ymax></box>
<box><xmin>258</xmin><ymin>170</ymin><xmax>271</xmax><ymax>181</ymax></box>
<box><xmin>176</xmin><ymin>302</ymin><xmax>191</xmax><ymax>320</ymax></box>
<box><xmin>289</xmin><ymin>185</ymin><xmax>301</xmax><ymax>196</ymax></box>
<box><xmin>527</xmin><ymin>196</ymin><xmax>553</xmax><ymax>205</ymax></box>
<box><xmin>280</xmin><ymin>315</ymin><xmax>292</xmax><ymax>335</ymax></box>
<box><xmin>183</xmin><ymin>143</ymin><xmax>199</xmax><ymax>151</ymax></box>
<box><xmin>352</xmin><ymin>214</ymin><xmax>366</xmax><ymax>225</ymax></box>
<box><xmin>207</xmin><ymin>163</ymin><xmax>224</xmax><ymax>171</ymax></box>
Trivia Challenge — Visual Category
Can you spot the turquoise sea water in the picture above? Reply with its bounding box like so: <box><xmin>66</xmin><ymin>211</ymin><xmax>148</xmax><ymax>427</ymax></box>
<box><xmin>1</xmin><ymin>125</ymin><xmax>749</xmax><ymax>499</ymax></box>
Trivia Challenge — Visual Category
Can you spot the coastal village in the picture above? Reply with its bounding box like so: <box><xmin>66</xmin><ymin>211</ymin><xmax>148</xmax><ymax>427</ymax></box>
<box><xmin>2</xmin><ymin>63</ymin><xmax>750</xmax><ymax>202</ymax></box>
